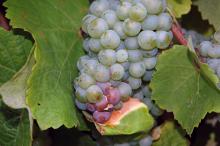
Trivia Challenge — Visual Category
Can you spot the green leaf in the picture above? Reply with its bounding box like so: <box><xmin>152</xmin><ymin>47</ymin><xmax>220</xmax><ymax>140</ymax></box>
<box><xmin>0</xmin><ymin>49</ymin><xmax>35</xmax><ymax>109</ymax></box>
<box><xmin>150</xmin><ymin>45</ymin><xmax>220</xmax><ymax>134</ymax></box>
<box><xmin>194</xmin><ymin>0</ymin><xmax>220</xmax><ymax>30</ymax></box>
<box><xmin>152</xmin><ymin>122</ymin><xmax>189</xmax><ymax>146</ymax></box>
<box><xmin>167</xmin><ymin>0</ymin><xmax>192</xmax><ymax>18</ymax></box>
<box><xmin>0</xmin><ymin>99</ymin><xmax>32</xmax><ymax>146</ymax></box>
<box><xmin>4</xmin><ymin>0</ymin><xmax>89</xmax><ymax>130</ymax></box>
<box><xmin>0</xmin><ymin>28</ymin><xmax>32</xmax><ymax>85</ymax></box>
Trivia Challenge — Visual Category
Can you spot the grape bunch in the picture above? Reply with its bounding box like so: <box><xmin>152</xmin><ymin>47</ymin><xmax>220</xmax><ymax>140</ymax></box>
<box><xmin>74</xmin><ymin>0</ymin><xmax>173</xmax><ymax>124</ymax></box>
<box><xmin>198</xmin><ymin>33</ymin><xmax>220</xmax><ymax>82</ymax></box>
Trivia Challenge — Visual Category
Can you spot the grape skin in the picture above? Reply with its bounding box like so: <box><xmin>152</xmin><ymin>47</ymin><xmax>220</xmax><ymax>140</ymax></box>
<box><xmin>116</xmin><ymin>1</ymin><xmax>132</xmax><ymax>20</ymax></box>
<box><xmin>113</xmin><ymin>21</ymin><xmax>127</xmax><ymax>40</ymax></box>
<box><xmin>116</xmin><ymin>50</ymin><xmax>129</xmax><ymax>63</ymax></box>
<box><xmin>129</xmin><ymin>2</ymin><xmax>147</xmax><ymax>22</ymax></box>
<box><xmin>100</xmin><ymin>30</ymin><xmax>121</xmax><ymax>49</ymax></box>
<box><xmin>77</xmin><ymin>73</ymin><xmax>95</xmax><ymax>89</ymax></box>
<box><xmin>86</xmin><ymin>85</ymin><xmax>103</xmax><ymax>103</ymax></box>
<box><xmin>138</xmin><ymin>30</ymin><xmax>157</xmax><ymax>50</ymax></box>
<box><xmin>75</xmin><ymin>87</ymin><xmax>87</xmax><ymax>103</ymax></box>
<box><xmin>93</xmin><ymin>111</ymin><xmax>112</xmax><ymax>123</ymax></box>
<box><xmin>142</xmin><ymin>15</ymin><xmax>159</xmax><ymax>30</ymax></box>
<box><xmin>143</xmin><ymin>57</ymin><xmax>157</xmax><ymax>70</ymax></box>
<box><xmin>123</xmin><ymin>19</ymin><xmax>142</xmax><ymax>36</ymax></box>
<box><xmin>102</xmin><ymin>10</ymin><xmax>118</xmax><ymax>28</ymax></box>
<box><xmin>90</xmin><ymin>0</ymin><xmax>110</xmax><ymax>17</ymax></box>
<box><xmin>98</xmin><ymin>49</ymin><xmax>117</xmax><ymax>66</ymax></box>
<box><xmin>87</xmin><ymin>18</ymin><xmax>109</xmax><ymax>38</ymax></box>
<box><xmin>89</xmin><ymin>38</ymin><xmax>103</xmax><ymax>53</ymax></box>
<box><xmin>124</xmin><ymin>37</ymin><xmax>139</xmax><ymax>50</ymax></box>
<box><xmin>128</xmin><ymin>76</ymin><xmax>142</xmax><ymax>90</ymax></box>
<box><xmin>129</xmin><ymin>62</ymin><xmax>146</xmax><ymax>78</ymax></box>
<box><xmin>95</xmin><ymin>64</ymin><xmax>110</xmax><ymax>82</ymax></box>
<box><xmin>128</xmin><ymin>50</ymin><xmax>143</xmax><ymax>62</ymax></box>
<box><xmin>141</xmin><ymin>0</ymin><xmax>163</xmax><ymax>14</ymax></box>
<box><xmin>110</xmin><ymin>63</ymin><xmax>125</xmax><ymax>81</ymax></box>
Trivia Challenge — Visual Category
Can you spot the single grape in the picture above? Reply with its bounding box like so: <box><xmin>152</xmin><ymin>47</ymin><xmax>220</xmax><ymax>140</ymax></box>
<box><xmin>77</xmin><ymin>55</ymin><xmax>90</xmax><ymax>71</ymax></box>
<box><xmin>142</xmin><ymin>49</ymin><xmax>158</xmax><ymax>58</ymax></box>
<box><xmin>121</xmin><ymin>61</ymin><xmax>130</xmax><ymax>71</ymax></box>
<box><xmin>142</xmin><ymin>85</ymin><xmax>151</xmax><ymax>98</ymax></box>
<box><xmin>128</xmin><ymin>50</ymin><xmax>143</xmax><ymax>62</ymax></box>
<box><xmin>139</xmin><ymin>136</ymin><xmax>153</xmax><ymax>146</ymax></box>
<box><xmin>150</xmin><ymin>104</ymin><xmax>163</xmax><ymax>117</ymax></box>
<box><xmin>143</xmin><ymin>57</ymin><xmax>157</xmax><ymax>70</ymax></box>
<box><xmin>98</xmin><ymin>49</ymin><xmax>117</xmax><ymax>66</ymax></box>
<box><xmin>116</xmin><ymin>1</ymin><xmax>132</xmax><ymax>20</ymax></box>
<box><xmin>158</xmin><ymin>13</ymin><xmax>172</xmax><ymax>31</ymax></box>
<box><xmin>102</xmin><ymin>10</ymin><xmax>118</xmax><ymax>28</ymax></box>
<box><xmin>114</xmin><ymin>101</ymin><xmax>123</xmax><ymax>110</ymax></box>
<box><xmin>86</xmin><ymin>103</ymin><xmax>96</xmax><ymax>113</ymax></box>
<box><xmin>75</xmin><ymin>87</ymin><xmax>87</xmax><ymax>103</ymax></box>
<box><xmin>123</xmin><ymin>19</ymin><xmax>142</xmax><ymax>36</ymax></box>
<box><xmin>106</xmin><ymin>88</ymin><xmax>121</xmax><ymax>105</ymax></box>
<box><xmin>199</xmin><ymin>41</ymin><xmax>213</xmax><ymax>57</ymax></box>
<box><xmin>133</xmin><ymin>89</ymin><xmax>144</xmax><ymax>100</ymax></box>
<box><xmin>141</xmin><ymin>0</ymin><xmax>163</xmax><ymax>14</ymax></box>
<box><xmin>86</xmin><ymin>85</ymin><xmax>103</xmax><ymax>103</ymax></box>
<box><xmin>208</xmin><ymin>45</ymin><xmax>220</xmax><ymax>58</ymax></box>
<box><xmin>93</xmin><ymin>111</ymin><xmax>112</xmax><ymax>123</ymax></box>
<box><xmin>100</xmin><ymin>30</ymin><xmax>121</xmax><ymax>49</ymax></box>
<box><xmin>156</xmin><ymin>31</ymin><xmax>173</xmax><ymax>49</ymax></box>
<box><xmin>83</xmin><ymin>58</ymin><xmax>99</xmax><ymax>76</ymax></box>
<box><xmin>96</xmin><ymin>82</ymin><xmax>112</xmax><ymax>94</ymax></box>
<box><xmin>83</xmin><ymin>38</ymin><xmax>90</xmax><ymax>53</ymax></box>
<box><xmin>77</xmin><ymin>73</ymin><xmax>95</xmax><ymax>89</ymax></box>
<box><xmin>124</xmin><ymin>37</ymin><xmax>139</xmax><ymax>50</ymax></box>
<box><xmin>138</xmin><ymin>30</ymin><xmax>157</xmax><ymax>50</ymax></box>
<box><xmin>95</xmin><ymin>64</ymin><xmax>110</xmax><ymax>82</ymax></box>
<box><xmin>129</xmin><ymin>2</ymin><xmax>147</xmax><ymax>22</ymax></box>
<box><xmin>89</xmin><ymin>38</ymin><xmax>103</xmax><ymax>53</ymax></box>
<box><xmin>82</xmin><ymin>14</ymin><xmax>97</xmax><ymax>33</ymax></box>
<box><xmin>142</xmin><ymin>15</ymin><xmax>159</xmax><ymax>30</ymax></box>
<box><xmin>142</xmin><ymin>70</ymin><xmax>154</xmax><ymax>82</ymax></box>
<box><xmin>128</xmin><ymin>76</ymin><xmax>142</xmax><ymax>90</ymax></box>
<box><xmin>110</xmin><ymin>63</ymin><xmax>125</xmax><ymax>80</ymax></box>
<box><xmin>129</xmin><ymin>62</ymin><xmax>146</xmax><ymax>78</ymax></box>
<box><xmin>90</xmin><ymin>0</ymin><xmax>110</xmax><ymax>17</ymax></box>
<box><xmin>207</xmin><ymin>59</ymin><xmax>220</xmax><ymax>71</ymax></box>
<box><xmin>95</xmin><ymin>96</ymin><xmax>109</xmax><ymax>111</ymax></box>
<box><xmin>116</xmin><ymin>50</ymin><xmax>129</xmax><ymax>63</ymax></box>
<box><xmin>113</xmin><ymin>21</ymin><xmax>127</xmax><ymax>40</ymax></box>
<box><xmin>75</xmin><ymin>99</ymin><xmax>87</xmax><ymax>110</ymax></box>
<box><xmin>87</xmin><ymin>18</ymin><xmax>109</xmax><ymax>38</ymax></box>
<box><xmin>118</xmin><ymin>83</ymin><xmax>132</xmax><ymax>101</ymax></box>
<box><xmin>142</xmin><ymin>97</ymin><xmax>153</xmax><ymax>110</ymax></box>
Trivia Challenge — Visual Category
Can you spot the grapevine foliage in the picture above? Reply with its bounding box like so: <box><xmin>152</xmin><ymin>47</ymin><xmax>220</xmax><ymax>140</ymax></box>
<box><xmin>0</xmin><ymin>0</ymin><xmax>220</xmax><ymax>145</ymax></box>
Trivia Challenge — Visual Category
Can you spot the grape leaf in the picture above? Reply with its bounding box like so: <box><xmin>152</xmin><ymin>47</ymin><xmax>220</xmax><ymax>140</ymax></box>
<box><xmin>152</xmin><ymin>121</ymin><xmax>189</xmax><ymax>146</ymax></box>
<box><xmin>150</xmin><ymin>45</ymin><xmax>220</xmax><ymax>134</ymax></box>
<box><xmin>194</xmin><ymin>0</ymin><xmax>220</xmax><ymax>30</ymax></box>
<box><xmin>0</xmin><ymin>28</ymin><xmax>32</xmax><ymax>85</ymax></box>
<box><xmin>4</xmin><ymin>0</ymin><xmax>89</xmax><ymax>130</ymax></box>
<box><xmin>0</xmin><ymin>99</ymin><xmax>31</xmax><ymax>146</ymax></box>
<box><xmin>167</xmin><ymin>0</ymin><xmax>192</xmax><ymax>18</ymax></box>
<box><xmin>0</xmin><ymin>49</ymin><xmax>35</xmax><ymax>109</ymax></box>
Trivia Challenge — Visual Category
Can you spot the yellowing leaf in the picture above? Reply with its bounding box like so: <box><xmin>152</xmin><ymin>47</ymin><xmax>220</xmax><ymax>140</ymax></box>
<box><xmin>194</xmin><ymin>0</ymin><xmax>220</xmax><ymax>30</ymax></box>
<box><xmin>167</xmin><ymin>0</ymin><xmax>192</xmax><ymax>18</ymax></box>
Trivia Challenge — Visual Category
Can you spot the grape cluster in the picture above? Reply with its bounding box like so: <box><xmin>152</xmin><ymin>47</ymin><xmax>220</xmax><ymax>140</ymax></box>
<box><xmin>198</xmin><ymin>34</ymin><xmax>220</xmax><ymax>81</ymax></box>
<box><xmin>74</xmin><ymin>0</ymin><xmax>173</xmax><ymax>124</ymax></box>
